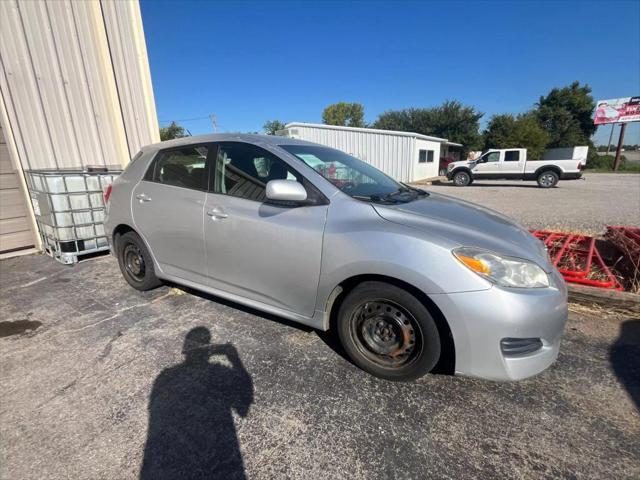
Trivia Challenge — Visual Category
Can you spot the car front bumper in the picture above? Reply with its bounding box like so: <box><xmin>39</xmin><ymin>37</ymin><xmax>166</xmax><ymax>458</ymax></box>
<box><xmin>430</xmin><ymin>269</ymin><xmax>568</xmax><ymax>381</ymax></box>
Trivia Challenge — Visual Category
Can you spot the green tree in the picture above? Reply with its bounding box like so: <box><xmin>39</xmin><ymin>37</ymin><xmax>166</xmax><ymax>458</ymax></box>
<box><xmin>263</xmin><ymin>120</ymin><xmax>287</xmax><ymax>135</ymax></box>
<box><xmin>159</xmin><ymin>121</ymin><xmax>187</xmax><ymax>141</ymax></box>
<box><xmin>373</xmin><ymin>100</ymin><xmax>484</xmax><ymax>154</ymax></box>
<box><xmin>484</xmin><ymin>113</ymin><xmax>550</xmax><ymax>159</ymax></box>
<box><xmin>536</xmin><ymin>81</ymin><xmax>596</xmax><ymax>147</ymax></box>
<box><xmin>322</xmin><ymin>102</ymin><xmax>365</xmax><ymax>127</ymax></box>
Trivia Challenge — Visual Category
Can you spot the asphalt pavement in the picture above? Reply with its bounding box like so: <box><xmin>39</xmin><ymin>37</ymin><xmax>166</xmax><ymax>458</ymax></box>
<box><xmin>1</xmin><ymin>254</ymin><xmax>638</xmax><ymax>479</ymax></box>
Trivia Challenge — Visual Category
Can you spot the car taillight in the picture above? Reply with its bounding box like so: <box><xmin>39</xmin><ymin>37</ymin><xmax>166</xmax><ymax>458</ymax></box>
<box><xmin>104</xmin><ymin>184</ymin><xmax>113</xmax><ymax>204</ymax></box>
<box><xmin>578</xmin><ymin>163</ymin><xmax>585</xmax><ymax>171</ymax></box>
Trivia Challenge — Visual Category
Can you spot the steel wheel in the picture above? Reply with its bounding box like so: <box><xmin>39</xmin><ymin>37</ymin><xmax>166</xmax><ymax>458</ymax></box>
<box><xmin>123</xmin><ymin>243</ymin><xmax>146</xmax><ymax>282</ymax></box>
<box><xmin>349</xmin><ymin>300</ymin><xmax>422</xmax><ymax>368</ymax></box>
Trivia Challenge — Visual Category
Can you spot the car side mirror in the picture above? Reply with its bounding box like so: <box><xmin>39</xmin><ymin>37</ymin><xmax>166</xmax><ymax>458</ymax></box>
<box><xmin>266</xmin><ymin>180</ymin><xmax>308</xmax><ymax>203</ymax></box>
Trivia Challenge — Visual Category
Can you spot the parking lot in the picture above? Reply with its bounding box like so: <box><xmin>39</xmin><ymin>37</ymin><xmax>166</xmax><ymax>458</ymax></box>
<box><xmin>1</xmin><ymin>254</ymin><xmax>638</xmax><ymax>479</ymax></box>
<box><xmin>425</xmin><ymin>173</ymin><xmax>640</xmax><ymax>235</ymax></box>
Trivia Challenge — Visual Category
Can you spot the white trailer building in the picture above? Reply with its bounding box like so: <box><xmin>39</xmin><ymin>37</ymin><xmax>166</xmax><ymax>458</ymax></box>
<box><xmin>278</xmin><ymin>122</ymin><xmax>461</xmax><ymax>183</ymax></box>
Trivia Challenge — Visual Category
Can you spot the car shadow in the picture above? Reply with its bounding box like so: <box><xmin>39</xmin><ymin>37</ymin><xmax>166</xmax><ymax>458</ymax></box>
<box><xmin>164</xmin><ymin>282</ymin><xmax>455</xmax><ymax>377</ymax></box>
<box><xmin>609</xmin><ymin>319</ymin><xmax>640</xmax><ymax>410</ymax></box>
<box><xmin>140</xmin><ymin>327</ymin><xmax>253</xmax><ymax>480</ymax></box>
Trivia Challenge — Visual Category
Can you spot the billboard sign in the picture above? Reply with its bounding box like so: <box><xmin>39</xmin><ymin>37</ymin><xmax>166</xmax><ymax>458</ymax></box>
<box><xmin>594</xmin><ymin>96</ymin><xmax>640</xmax><ymax>125</ymax></box>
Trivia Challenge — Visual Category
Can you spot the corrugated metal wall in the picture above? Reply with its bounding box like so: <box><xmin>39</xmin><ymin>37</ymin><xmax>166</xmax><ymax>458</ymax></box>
<box><xmin>0</xmin><ymin>125</ymin><xmax>35</xmax><ymax>252</ymax></box>
<box><xmin>0</xmin><ymin>0</ymin><xmax>158</xmax><ymax>171</ymax></box>
<box><xmin>292</xmin><ymin>125</ymin><xmax>416</xmax><ymax>182</ymax></box>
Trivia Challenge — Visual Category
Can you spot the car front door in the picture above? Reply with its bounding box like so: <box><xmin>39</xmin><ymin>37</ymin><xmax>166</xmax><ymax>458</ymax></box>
<box><xmin>472</xmin><ymin>151</ymin><xmax>501</xmax><ymax>177</ymax></box>
<box><xmin>131</xmin><ymin>144</ymin><xmax>211</xmax><ymax>283</ymax></box>
<box><xmin>203</xmin><ymin>142</ymin><xmax>328</xmax><ymax>317</ymax></box>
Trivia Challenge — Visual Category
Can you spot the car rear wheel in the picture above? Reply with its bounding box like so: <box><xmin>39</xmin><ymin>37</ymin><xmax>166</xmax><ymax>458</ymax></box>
<box><xmin>537</xmin><ymin>170</ymin><xmax>559</xmax><ymax>188</ymax></box>
<box><xmin>117</xmin><ymin>231</ymin><xmax>162</xmax><ymax>291</ymax></box>
<box><xmin>337</xmin><ymin>281</ymin><xmax>441</xmax><ymax>381</ymax></box>
<box><xmin>453</xmin><ymin>171</ymin><xmax>471</xmax><ymax>186</ymax></box>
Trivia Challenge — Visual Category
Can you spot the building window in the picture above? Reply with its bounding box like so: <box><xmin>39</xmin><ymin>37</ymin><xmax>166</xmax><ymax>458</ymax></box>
<box><xmin>419</xmin><ymin>150</ymin><xmax>434</xmax><ymax>163</ymax></box>
<box><xmin>505</xmin><ymin>150</ymin><xmax>520</xmax><ymax>162</ymax></box>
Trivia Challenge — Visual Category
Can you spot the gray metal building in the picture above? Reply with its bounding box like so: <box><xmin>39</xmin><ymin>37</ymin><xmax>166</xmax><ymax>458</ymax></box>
<box><xmin>0</xmin><ymin>0</ymin><xmax>159</xmax><ymax>255</ymax></box>
<box><xmin>279</xmin><ymin>122</ymin><xmax>462</xmax><ymax>183</ymax></box>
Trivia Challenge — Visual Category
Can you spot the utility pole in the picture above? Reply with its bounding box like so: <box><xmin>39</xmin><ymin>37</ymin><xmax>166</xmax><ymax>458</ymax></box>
<box><xmin>606</xmin><ymin>123</ymin><xmax>616</xmax><ymax>154</ymax></box>
<box><xmin>613</xmin><ymin>123</ymin><xmax>627</xmax><ymax>171</ymax></box>
<box><xmin>209</xmin><ymin>114</ymin><xmax>217</xmax><ymax>133</ymax></box>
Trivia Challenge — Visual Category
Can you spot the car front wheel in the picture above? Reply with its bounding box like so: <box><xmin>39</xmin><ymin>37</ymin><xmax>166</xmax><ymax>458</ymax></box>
<box><xmin>117</xmin><ymin>231</ymin><xmax>162</xmax><ymax>291</ymax></box>
<box><xmin>453</xmin><ymin>171</ymin><xmax>471</xmax><ymax>186</ymax></box>
<box><xmin>337</xmin><ymin>282</ymin><xmax>441</xmax><ymax>381</ymax></box>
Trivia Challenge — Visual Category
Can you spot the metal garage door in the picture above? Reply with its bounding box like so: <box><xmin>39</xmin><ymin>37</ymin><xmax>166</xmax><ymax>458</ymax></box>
<box><xmin>0</xmin><ymin>126</ymin><xmax>35</xmax><ymax>253</ymax></box>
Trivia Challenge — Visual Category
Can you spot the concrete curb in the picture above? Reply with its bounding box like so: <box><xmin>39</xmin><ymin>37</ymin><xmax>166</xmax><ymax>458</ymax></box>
<box><xmin>410</xmin><ymin>176</ymin><xmax>447</xmax><ymax>186</ymax></box>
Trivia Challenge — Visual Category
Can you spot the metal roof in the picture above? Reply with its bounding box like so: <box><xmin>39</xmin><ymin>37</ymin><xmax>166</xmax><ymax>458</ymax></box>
<box><xmin>285</xmin><ymin>122</ymin><xmax>454</xmax><ymax>144</ymax></box>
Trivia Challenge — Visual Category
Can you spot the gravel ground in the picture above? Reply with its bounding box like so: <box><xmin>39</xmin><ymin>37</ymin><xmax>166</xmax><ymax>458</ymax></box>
<box><xmin>423</xmin><ymin>173</ymin><xmax>640</xmax><ymax>235</ymax></box>
<box><xmin>1</xmin><ymin>254</ymin><xmax>639</xmax><ymax>480</ymax></box>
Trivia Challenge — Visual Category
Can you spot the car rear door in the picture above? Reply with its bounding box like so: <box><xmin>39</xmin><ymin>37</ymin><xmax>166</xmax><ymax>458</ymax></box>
<box><xmin>132</xmin><ymin>144</ymin><xmax>212</xmax><ymax>283</ymax></box>
<box><xmin>203</xmin><ymin>142</ymin><xmax>328</xmax><ymax>317</ymax></box>
<box><xmin>500</xmin><ymin>149</ymin><xmax>526</xmax><ymax>176</ymax></box>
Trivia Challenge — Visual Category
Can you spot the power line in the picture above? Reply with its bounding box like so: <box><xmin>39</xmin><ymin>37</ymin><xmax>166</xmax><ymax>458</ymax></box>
<box><xmin>158</xmin><ymin>116</ymin><xmax>211</xmax><ymax>124</ymax></box>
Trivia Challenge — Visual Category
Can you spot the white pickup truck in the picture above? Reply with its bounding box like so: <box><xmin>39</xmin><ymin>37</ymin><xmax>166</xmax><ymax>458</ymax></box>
<box><xmin>446</xmin><ymin>147</ymin><xmax>587</xmax><ymax>188</ymax></box>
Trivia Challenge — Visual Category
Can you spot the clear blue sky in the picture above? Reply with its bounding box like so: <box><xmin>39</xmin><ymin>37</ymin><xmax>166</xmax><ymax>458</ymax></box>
<box><xmin>140</xmin><ymin>0</ymin><xmax>640</xmax><ymax>145</ymax></box>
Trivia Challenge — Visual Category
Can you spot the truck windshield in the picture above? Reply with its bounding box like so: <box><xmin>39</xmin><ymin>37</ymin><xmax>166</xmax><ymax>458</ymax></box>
<box><xmin>280</xmin><ymin>145</ymin><xmax>425</xmax><ymax>203</ymax></box>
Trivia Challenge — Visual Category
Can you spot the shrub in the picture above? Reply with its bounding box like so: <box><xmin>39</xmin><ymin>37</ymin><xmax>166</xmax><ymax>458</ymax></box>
<box><xmin>585</xmin><ymin>153</ymin><xmax>636</xmax><ymax>171</ymax></box>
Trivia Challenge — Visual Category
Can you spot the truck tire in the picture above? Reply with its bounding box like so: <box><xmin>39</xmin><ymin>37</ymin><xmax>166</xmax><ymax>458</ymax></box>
<box><xmin>537</xmin><ymin>170</ymin><xmax>559</xmax><ymax>188</ymax></box>
<box><xmin>453</xmin><ymin>171</ymin><xmax>471</xmax><ymax>186</ymax></box>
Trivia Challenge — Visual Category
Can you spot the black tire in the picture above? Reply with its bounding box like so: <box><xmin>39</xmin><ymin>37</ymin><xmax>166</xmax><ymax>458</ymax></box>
<box><xmin>337</xmin><ymin>281</ymin><xmax>441</xmax><ymax>381</ymax></box>
<box><xmin>453</xmin><ymin>170</ymin><xmax>471</xmax><ymax>186</ymax></box>
<box><xmin>537</xmin><ymin>170</ymin><xmax>559</xmax><ymax>188</ymax></box>
<box><xmin>117</xmin><ymin>231</ymin><xmax>162</xmax><ymax>291</ymax></box>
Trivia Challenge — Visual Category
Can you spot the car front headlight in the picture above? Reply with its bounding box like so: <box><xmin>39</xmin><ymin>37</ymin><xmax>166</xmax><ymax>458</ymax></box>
<box><xmin>453</xmin><ymin>247</ymin><xmax>549</xmax><ymax>288</ymax></box>
<box><xmin>447</xmin><ymin>163</ymin><xmax>455</xmax><ymax>171</ymax></box>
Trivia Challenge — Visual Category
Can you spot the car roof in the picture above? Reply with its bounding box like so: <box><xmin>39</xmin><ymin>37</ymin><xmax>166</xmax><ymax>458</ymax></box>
<box><xmin>141</xmin><ymin>133</ymin><xmax>319</xmax><ymax>154</ymax></box>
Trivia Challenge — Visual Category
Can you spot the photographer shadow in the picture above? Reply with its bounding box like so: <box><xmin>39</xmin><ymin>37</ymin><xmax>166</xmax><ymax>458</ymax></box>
<box><xmin>140</xmin><ymin>327</ymin><xmax>253</xmax><ymax>480</ymax></box>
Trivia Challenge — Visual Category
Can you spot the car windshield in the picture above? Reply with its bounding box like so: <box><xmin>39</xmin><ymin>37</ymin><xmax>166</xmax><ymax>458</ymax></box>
<box><xmin>280</xmin><ymin>145</ymin><xmax>425</xmax><ymax>203</ymax></box>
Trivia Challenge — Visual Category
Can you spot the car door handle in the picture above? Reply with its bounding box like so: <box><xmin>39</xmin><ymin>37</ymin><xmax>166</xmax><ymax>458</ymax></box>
<box><xmin>206</xmin><ymin>208</ymin><xmax>228</xmax><ymax>219</ymax></box>
<box><xmin>136</xmin><ymin>193</ymin><xmax>152</xmax><ymax>202</ymax></box>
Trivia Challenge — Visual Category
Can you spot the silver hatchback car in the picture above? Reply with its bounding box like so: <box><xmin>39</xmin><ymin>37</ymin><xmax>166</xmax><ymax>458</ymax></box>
<box><xmin>104</xmin><ymin>134</ymin><xmax>567</xmax><ymax>382</ymax></box>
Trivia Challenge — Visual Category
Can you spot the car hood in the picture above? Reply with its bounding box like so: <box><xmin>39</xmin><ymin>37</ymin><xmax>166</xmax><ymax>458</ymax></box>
<box><xmin>372</xmin><ymin>192</ymin><xmax>553</xmax><ymax>271</ymax></box>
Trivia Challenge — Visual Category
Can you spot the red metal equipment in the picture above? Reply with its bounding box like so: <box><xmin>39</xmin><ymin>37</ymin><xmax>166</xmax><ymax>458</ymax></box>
<box><xmin>530</xmin><ymin>229</ymin><xmax>623</xmax><ymax>290</ymax></box>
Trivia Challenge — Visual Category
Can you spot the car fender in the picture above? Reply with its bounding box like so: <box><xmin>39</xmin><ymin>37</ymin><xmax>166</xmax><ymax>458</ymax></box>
<box><xmin>313</xmin><ymin>196</ymin><xmax>490</xmax><ymax>324</ymax></box>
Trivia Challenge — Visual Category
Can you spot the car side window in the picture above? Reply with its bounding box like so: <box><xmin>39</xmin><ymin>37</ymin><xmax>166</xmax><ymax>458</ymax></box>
<box><xmin>485</xmin><ymin>152</ymin><xmax>500</xmax><ymax>162</ymax></box>
<box><xmin>504</xmin><ymin>150</ymin><xmax>520</xmax><ymax>162</ymax></box>
<box><xmin>213</xmin><ymin>142</ymin><xmax>301</xmax><ymax>202</ymax></box>
<box><xmin>146</xmin><ymin>146</ymin><xmax>209</xmax><ymax>190</ymax></box>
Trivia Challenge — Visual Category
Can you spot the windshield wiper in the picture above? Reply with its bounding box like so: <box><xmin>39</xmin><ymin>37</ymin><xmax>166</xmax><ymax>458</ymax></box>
<box><xmin>352</xmin><ymin>194</ymin><xmax>399</xmax><ymax>204</ymax></box>
<box><xmin>380</xmin><ymin>185</ymin><xmax>427</xmax><ymax>202</ymax></box>
<box><xmin>400</xmin><ymin>183</ymin><xmax>429</xmax><ymax>196</ymax></box>
<box><xmin>352</xmin><ymin>185</ymin><xmax>427</xmax><ymax>204</ymax></box>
